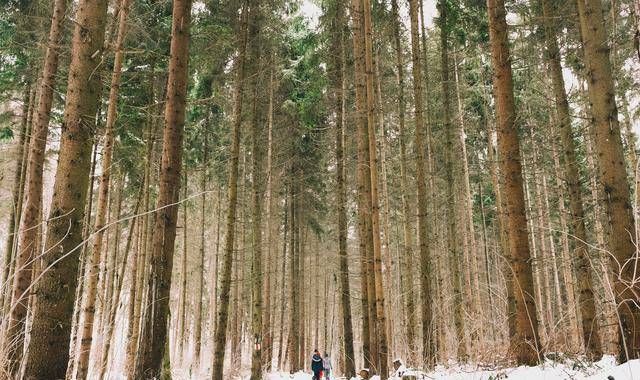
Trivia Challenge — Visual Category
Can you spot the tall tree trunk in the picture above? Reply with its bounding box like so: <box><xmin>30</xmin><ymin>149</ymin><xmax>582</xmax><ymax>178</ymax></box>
<box><xmin>67</xmin><ymin>138</ymin><xmax>99</xmax><ymax>378</ymax></box>
<box><xmin>1</xmin><ymin>79</ymin><xmax>31</xmax><ymax>367</ymax></box>
<box><xmin>21</xmin><ymin>0</ymin><xmax>108</xmax><ymax>377</ymax></box>
<box><xmin>139</xmin><ymin>0</ymin><xmax>192</xmax><ymax>375</ymax></box>
<box><xmin>298</xmin><ymin>222</ymin><xmax>307</xmax><ymax>370</ymax></box>
<box><xmin>209</xmin><ymin>185</ymin><xmax>222</xmax><ymax>343</ymax></box>
<box><xmin>331</xmin><ymin>0</ymin><xmax>355</xmax><ymax>375</ymax></box>
<box><xmin>2</xmin><ymin>80</ymin><xmax>31</xmax><ymax>315</ymax></box>
<box><xmin>3</xmin><ymin>0</ymin><xmax>67</xmax><ymax>371</ymax></box>
<box><xmin>360</xmin><ymin>0</ymin><xmax>389</xmax><ymax>375</ymax></box>
<box><xmin>101</xmin><ymin>174</ymin><xmax>124</xmax><ymax>339</ymax></box>
<box><xmin>375</xmin><ymin>46</ymin><xmax>395</xmax><ymax>362</ymax></box>
<box><xmin>453</xmin><ymin>50</ymin><xmax>482</xmax><ymax>352</ymax></box>
<box><xmin>277</xmin><ymin>195</ymin><xmax>289</xmax><ymax>370</ymax></box>
<box><xmin>390</xmin><ymin>0</ymin><xmax>417</xmax><ymax>360</ymax></box>
<box><xmin>527</xmin><ymin>144</ymin><xmax>554</xmax><ymax>345</ymax></box>
<box><xmin>583</xmin><ymin>116</ymin><xmax>620</xmax><ymax>355</ymax></box>
<box><xmin>75</xmin><ymin>1</ymin><xmax>132</xmax><ymax>377</ymax></box>
<box><xmin>211</xmin><ymin>3</ymin><xmax>249</xmax><ymax>378</ymax></box>
<box><xmin>194</xmin><ymin>137</ymin><xmax>208</xmax><ymax>366</ymax></box>
<box><xmin>486</xmin><ymin>0</ymin><xmax>541</xmax><ymax>365</ymax></box>
<box><xmin>249</xmin><ymin>5</ymin><xmax>265</xmax><ymax>376</ymax></box>
<box><xmin>540</xmin><ymin>0</ymin><xmax>600</xmax><ymax>356</ymax></box>
<box><xmin>287</xmin><ymin>185</ymin><xmax>300</xmax><ymax>372</ymax></box>
<box><xmin>408</xmin><ymin>0</ymin><xmax>436</xmax><ymax>367</ymax></box>
<box><xmin>350</xmin><ymin>0</ymin><xmax>374</xmax><ymax>370</ymax></box>
<box><xmin>550</xmin><ymin>141</ymin><xmax>581</xmax><ymax>352</ymax></box>
<box><xmin>262</xmin><ymin>66</ymin><xmax>274</xmax><ymax>372</ymax></box>
<box><xmin>98</xmin><ymin>188</ymin><xmax>141</xmax><ymax>378</ymax></box>
<box><xmin>124</xmin><ymin>83</ymin><xmax>159</xmax><ymax>377</ymax></box>
<box><xmin>439</xmin><ymin>2</ymin><xmax>468</xmax><ymax>361</ymax></box>
<box><xmin>522</xmin><ymin>158</ymin><xmax>548</xmax><ymax>346</ymax></box>
<box><xmin>576</xmin><ymin>0</ymin><xmax>640</xmax><ymax>361</ymax></box>
<box><xmin>178</xmin><ymin>171</ymin><xmax>189</xmax><ymax>358</ymax></box>
<box><xmin>478</xmin><ymin>180</ymin><xmax>497</xmax><ymax>343</ymax></box>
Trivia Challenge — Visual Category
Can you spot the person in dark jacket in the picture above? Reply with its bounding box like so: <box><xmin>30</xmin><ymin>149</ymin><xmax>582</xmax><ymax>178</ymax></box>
<box><xmin>311</xmin><ymin>349</ymin><xmax>323</xmax><ymax>380</ymax></box>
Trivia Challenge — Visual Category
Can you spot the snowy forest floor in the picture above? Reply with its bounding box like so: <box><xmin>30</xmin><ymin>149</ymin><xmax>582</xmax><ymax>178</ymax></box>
<box><xmin>192</xmin><ymin>356</ymin><xmax>640</xmax><ymax>380</ymax></box>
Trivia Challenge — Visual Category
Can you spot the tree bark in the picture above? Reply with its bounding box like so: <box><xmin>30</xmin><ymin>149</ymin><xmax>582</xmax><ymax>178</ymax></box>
<box><xmin>330</xmin><ymin>0</ymin><xmax>356</xmax><ymax>375</ymax></box>
<box><xmin>486</xmin><ymin>0</ymin><xmax>541</xmax><ymax>365</ymax></box>
<box><xmin>287</xmin><ymin>184</ymin><xmax>300</xmax><ymax>372</ymax></box>
<box><xmin>22</xmin><ymin>0</ymin><xmax>108</xmax><ymax>377</ymax></box>
<box><xmin>194</xmin><ymin>137</ymin><xmax>208</xmax><ymax>366</ymax></box>
<box><xmin>360</xmin><ymin>0</ymin><xmax>389</xmax><ymax>375</ymax></box>
<box><xmin>453</xmin><ymin>50</ymin><xmax>482</xmax><ymax>352</ymax></box>
<box><xmin>98</xmin><ymin>187</ymin><xmax>141</xmax><ymax>379</ymax></box>
<box><xmin>277</xmin><ymin>195</ymin><xmax>289</xmax><ymax>370</ymax></box>
<box><xmin>262</xmin><ymin>66</ymin><xmax>275</xmax><ymax>372</ymax></box>
<box><xmin>3</xmin><ymin>0</ymin><xmax>67</xmax><ymax>371</ymax></box>
<box><xmin>439</xmin><ymin>2</ymin><xmax>468</xmax><ymax>361</ymax></box>
<box><xmin>1</xmin><ymin>79</ymin><xmax>32</xmax><ymax>371</ymax></box>
<box><xmin>139</xmin><ymin>0</ymin><xmax>192</xmax><ymax>375</ymax></box>
<box><xmin>211</xmin><ymin>3</ymin><xmax>249</xmax><ymax>378</ymax></box>
<box><xmin>350</xmin><ymin>0</ymin><xmax>375</xmax><ymax>370</ymax></box>
<box><xmin>75</xmin><ymin>1</ymin><xmax>132</xmax><ymax>377</ymax></box>
<box><xmin>249</xmin><ymin>3</ymin><xmax>265</xmax><ymax>376</ymax></box>
<box><xmin>178</xmin><ymin>171</ymin><xmax>189</xmax><ymax>358</ymax></box>
<box><xmin>539</xmin><ymin>0</ymin><xmax>601</xmax><ymax>356</ymax></box>
<box><xmin>576</xmin><ymin>0</ymin><xmax>640</xmax><ymax>361</ymax></box>
<box><xmin>390</xmin><ymin>0</ymin><xmax>417</xmax><ymax>360</ymax></box>
<box><xmin>408</xmin><ymin>0</ymin><xmax>436</xmax><ymax>367</ymax></box>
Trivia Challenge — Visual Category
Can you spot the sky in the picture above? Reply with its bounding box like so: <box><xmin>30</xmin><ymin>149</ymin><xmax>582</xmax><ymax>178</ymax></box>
<box><xmin>300</xmin><ymin>0</ymin><xmax>438</xmax><ymax>30</ymax></box>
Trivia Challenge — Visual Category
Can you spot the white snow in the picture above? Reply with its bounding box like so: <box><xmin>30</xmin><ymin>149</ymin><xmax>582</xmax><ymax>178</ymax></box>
<box><xmin>255</xmin><ymin>357</ymin><xmax>640</xmax><ymax>380</ymax></box>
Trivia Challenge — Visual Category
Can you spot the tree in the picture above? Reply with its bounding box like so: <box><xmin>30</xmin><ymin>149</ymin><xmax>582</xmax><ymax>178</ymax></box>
<box><xmin>2</xmin><ymin>0</ymin><xmax>67</xmax><ymax>372</ymax></box>
<box><xmin>539</xmin><ymin>0</ymin><xmax>601</xmax><ymax>357</ymax></box>
<box><xmin>486</xmin><ymin>0</ymin><xmax>541</xmax><ymax>365</ymax></box>
<box><xmin>439</xmin><ymin>0</ymin><xmax>468</xmax><ymax>361</ymax></box>
<box><xmin>576</xmin><ymin>0</ymin><xmax>640</xmax><ymax>361</ymax></box>
<box><xmin>390</xmin><ymin>0</ymin><xmax>417</xmax><ymax>360</ymax></box>
<box><xmin>328</xmin><ymin>0</ymin><xmax>356</xmax><ymax>376</ymax></box>
<box><xmin>407</xmin><ymin>0</ymin><xmax>436</xmax><ymax>367</ymax></box>
<box><xmin>75</xmin><ymin>0</ymin><xmax>133</xmax><ymax>377</ymax></box>
<box><xmin>360</xmin><ymin>0</ymin><xmax>389</xmax><ymax>375</ymax></box>
<box><xmin>139</xmin><ymin>0</ymin><xmax>193</xmax><ymax>375</ymax></box>
<box><xmin>21</xmin><ymin>0</ymin><xmax>108</xmax><ymax>377</ymax></box>
<box><xmin>249</xmin><ymin>2</ymin><xmax>265</xmax><ymax>377</ymax></box>
<box><xmin>211</xmin><ymin>2</ymin><xmax>250</xmax><ymax>378</ymax></box>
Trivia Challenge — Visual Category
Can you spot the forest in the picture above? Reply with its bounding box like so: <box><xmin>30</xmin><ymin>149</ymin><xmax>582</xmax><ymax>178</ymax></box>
<box><xmin>0</xmin><ymin>0</ymin><xmax>639</xmax><ymax>379</ymax></box>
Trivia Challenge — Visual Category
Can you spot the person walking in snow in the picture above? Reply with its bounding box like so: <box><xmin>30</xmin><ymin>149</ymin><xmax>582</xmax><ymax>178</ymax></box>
<box><xmin>322</xmin><ymin>352</ymin><xmax>332</xmax><ymax>379</ymax></box>
<box><xmin>311</xmin><ymin>349</ymin><xmax>324</xmax><ymax>380</ymax></box>
<box><xmin>392</xmin><ymin>358</ymin><xmax>407</xmax><ymax>377</ymax></box>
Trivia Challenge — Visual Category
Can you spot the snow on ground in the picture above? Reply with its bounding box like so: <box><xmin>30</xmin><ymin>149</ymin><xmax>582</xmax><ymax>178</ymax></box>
<box><xmin>258</xmin><ymin>356</ymin><xmax>640</xmax><ymax>380</ymax></box>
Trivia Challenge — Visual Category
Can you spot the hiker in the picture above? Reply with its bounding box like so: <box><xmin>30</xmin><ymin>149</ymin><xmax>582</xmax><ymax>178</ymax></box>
<box><xmin>392</xmin><ymin>358</ymin><xmax>407</xmax><ymax>377</ymax></box>
<box><xmin>323</xmin><ymin>352</ymin><xmax>332</xmax><ymax>379</ymax></box>
<box><xmin>311</xmin><ymin>349</ymin><xmax>324</xmax><ymax>380</ymax></box>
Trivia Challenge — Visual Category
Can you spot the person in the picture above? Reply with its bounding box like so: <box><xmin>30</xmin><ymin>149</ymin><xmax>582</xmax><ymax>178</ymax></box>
<box><xmin>392</xmin><ymin>358</ymin><xmax>407</xmax><ymax>377</ymax></box>
<box><xmin>311</xmin><ymin>349</ymin><xmax>323</xmax><ymax>380</ymax></box>
<box><xmin>322</xmin><ymin>352</ymin><xmax>332</xmax><ymax>379</ymax></box>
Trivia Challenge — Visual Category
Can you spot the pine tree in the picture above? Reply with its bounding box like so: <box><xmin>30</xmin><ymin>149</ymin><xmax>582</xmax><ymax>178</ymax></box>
<box><xmin>3</xmin><ymin>0</ymin><xmax>67</xmax><ymax>372</ymax></box>
<box><xmin>408</xmin><ymin>0</ymin><xmax>436</xmax><ymax>367</ymax></box>
<box><xmin>75</xmin><ymin>1</ymin><xmax>133</xmax><ymax>377</ymax></box>
<box><xmin>486</xmin><ymin>0</ymin><xmax>541</xmax><ymax>365</ymax></box>
<box><xmin>211</xmin><ymin>2</ymin><xmax>250</xmax><ymax>378</ymax></box>
<box><xmin>329</xmin><ymin>0</ymin><xmax>356</xmax><ymax>376</ymax></box>
<box><xmin>139</xmin><ymin>0</ymin><xmax>193</xmax><ymax>375</ymax></box>
<box><xmin>539</xmin><ymin>0</ymin><xmax>601</xmax><ymax>357</ymax></box>
<box><xmin>21</xmin><ymin>0</ymin><xmax>108</xmax><ymax>377</ymax></box>
<box><xmin>576</xmin><ymin>0</ymin><xmax>640</xmax><ymax>361</ymax></box>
